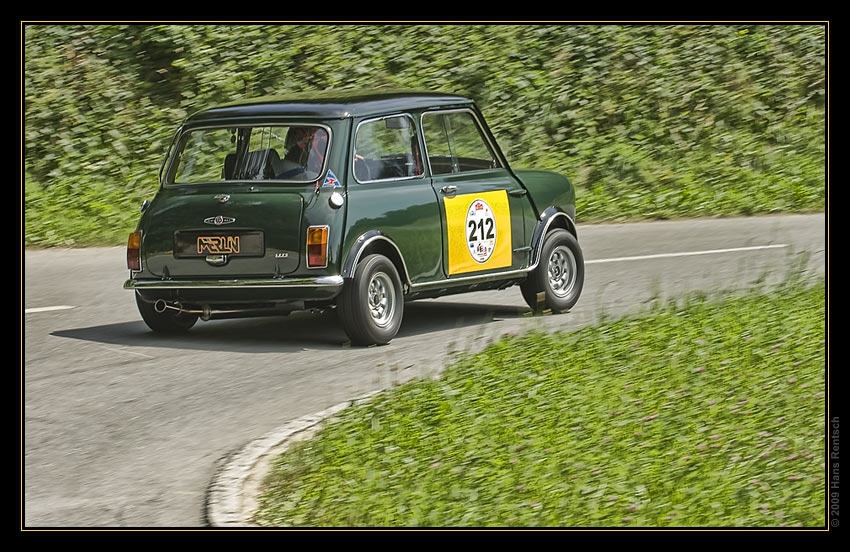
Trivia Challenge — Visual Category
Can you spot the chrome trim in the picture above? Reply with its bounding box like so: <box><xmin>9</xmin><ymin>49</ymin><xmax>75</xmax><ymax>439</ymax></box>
<box><xmin>205</xmin><ymin>254</ymin><xmax>228</xmax><ymax>266</ymax></box>
<box><xmin>203</xmin><ymin>215</ymin><xmax>236</xmax><ymax>225</ymax></box>
<box><xmin>348</xmin><ymin>234</ymin><xmax>412</xmax><ymax>285</ymax></box>
<box><xmin>420</xmin><ymin>108</ymin><xmax>503</xmax><ymax>176</ymax></box>
<box><xmin>159</xmin><ymin>126</ymin><xmax>182</xmax><ymax>186</ymax></box>
<box><xmin>352</xmin><ymin>113</ymin><xmax>425</xmax><ymax>185</ymax></box>
<box><xmin>163</xmin><ymin>122</ymin><xmax>334</xmax><ymax>187</ymax></box>
<box><xmin>306</xmin><ymin>225</ymin><xmax>330</xmax><ymax>269</ymax></box>
<box><xmin>124</xmin><ymin>275</ymin><xmax>344</xmax><ymax>290</ymax></box>
<box><xmin>329</xmin><ymin>191</ymin><xmax>344</xmax><ymax>208</ymax></box>
<box><xmin>409</xmin><ymin>267</ymin><xmax>531</xmax><ymax>291</ymax></box>
<box><xmin>530</xmin><ymin>211</ymin><xmax>577</xmax><ymax>267</ymax></box>
<box><xmin>124</xmin><ymin>275</ymin><xmax>343</xmax><ymax>289</ymax></box>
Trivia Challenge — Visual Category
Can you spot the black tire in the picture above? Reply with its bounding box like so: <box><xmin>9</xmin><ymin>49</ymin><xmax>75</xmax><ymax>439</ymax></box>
<box><xmin>135</xmin><ymin>292</ymin><xmax>198</xmax><ymax>333</ymax></box>
<box><xmin>521</xmin><ymin>229</ymin><xmax>584</xmax><ymax>313</ymax></box>
<box><xmin>337</xmin><ymin>254</ymin><xmax>404</xmax><ymax>345</ymax></box>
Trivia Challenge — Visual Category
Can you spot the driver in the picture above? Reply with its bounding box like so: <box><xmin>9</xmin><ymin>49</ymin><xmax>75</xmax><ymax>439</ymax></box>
<box><xmin>273</xmin><ymin>127</ymin><xmax>327</xmax><ymax>180</ymax></box>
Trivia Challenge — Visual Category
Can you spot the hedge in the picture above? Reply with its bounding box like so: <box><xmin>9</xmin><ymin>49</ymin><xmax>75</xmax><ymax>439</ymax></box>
<box><xmin>24</xmin><ymin>24</ymin><xmax>826</xmax><ymax>247</ymax></box>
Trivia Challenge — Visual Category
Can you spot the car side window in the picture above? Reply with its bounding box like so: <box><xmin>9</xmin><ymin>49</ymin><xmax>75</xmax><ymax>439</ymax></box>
<box><xmin>353</xmin><ymin>115</ymin><xmax>424</xmax><ymax>183</ymax></box>
<box><xmin>422</xmin><ymin>110</ymin><xmax>501</xmax><ymax>175</ymax></box>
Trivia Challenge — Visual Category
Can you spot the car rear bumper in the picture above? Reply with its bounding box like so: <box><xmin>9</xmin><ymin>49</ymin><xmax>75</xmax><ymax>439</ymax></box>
<box><xmin>124</xmin><ymin>275</ymin><xmax>343</xmax><ymax>290</ymax></box>
<box><xmin>124</xmin><ymin>275</ymin><xmax>344</xmax><ymax>303</ymax></box>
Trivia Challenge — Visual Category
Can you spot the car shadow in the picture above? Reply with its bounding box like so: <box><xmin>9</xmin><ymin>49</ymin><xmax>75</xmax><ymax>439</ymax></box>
<box><xmin>398</xmin><ymin>300</ymin><xmax>529</xmax><ymax>338</ymax></box>
<box><xmin>51</xmin><ymin>300</ymin><xmax>532</xmax><ymax>354</ymax></box>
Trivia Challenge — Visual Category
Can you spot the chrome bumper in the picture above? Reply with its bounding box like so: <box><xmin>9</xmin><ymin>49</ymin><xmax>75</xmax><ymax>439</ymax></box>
<box><xmin>124</xmin><ymin>275</ymin><xmax>344</xmax><ymax>290</ymax></box>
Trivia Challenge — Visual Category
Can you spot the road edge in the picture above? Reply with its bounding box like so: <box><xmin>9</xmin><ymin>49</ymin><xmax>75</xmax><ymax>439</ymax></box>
<box><xmin>205</xmin><ymin>391</ymin><xmax>382</xmax><ymax>527</ymax></box>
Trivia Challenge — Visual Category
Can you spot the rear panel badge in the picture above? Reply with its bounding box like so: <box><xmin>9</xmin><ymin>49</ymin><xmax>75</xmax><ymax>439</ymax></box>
<box><xmin>203</xmin><ymin>215</ymin><xmax>236</xmax><ymax>226</ymax></box>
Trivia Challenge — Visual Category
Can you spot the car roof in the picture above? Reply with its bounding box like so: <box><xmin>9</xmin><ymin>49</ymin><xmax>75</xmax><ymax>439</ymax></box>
<box><xmin>185</xmin><ymin>89</ymin><xmax>475</xmax><ymax>123</ymax></box>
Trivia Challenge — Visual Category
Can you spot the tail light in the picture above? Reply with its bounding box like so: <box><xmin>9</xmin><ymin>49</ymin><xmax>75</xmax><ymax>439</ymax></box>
<box><xmin>127</xmin><ymin>231</ymin><xmax>142</xmax><ymax>271</ymax></box>
<box><xmin>306</xmin><ymin>226</ymin><xmax>329</xmax><ymax>268</ymax></box>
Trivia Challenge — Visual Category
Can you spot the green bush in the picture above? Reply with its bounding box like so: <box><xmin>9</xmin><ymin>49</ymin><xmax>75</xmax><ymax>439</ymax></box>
<box><xmin>24</xmin><ymin>24</ymin><xmax>826</xmax><ymax>247</ymax></box>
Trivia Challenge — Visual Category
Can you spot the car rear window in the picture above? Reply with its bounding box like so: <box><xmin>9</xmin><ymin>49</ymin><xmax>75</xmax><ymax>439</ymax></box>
<box><xmin>167</xmin><ymin>125</ymin><xmax>330</xmax><ymax>185</ymax></box>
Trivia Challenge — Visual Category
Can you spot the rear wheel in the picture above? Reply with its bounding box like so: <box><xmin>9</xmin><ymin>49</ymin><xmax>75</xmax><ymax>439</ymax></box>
<box><xmin>521</xmin><ymin>229</ymin><xmax>584</xmax><ymax>313</ymax></box>
<box><xmin>135</xmin><ymin>292</ymin><xmax>198</xmax><ymax>333</ymax></box>
<box><xmin>337</xmin><ymin>254</ymin><xmax>404</xmax><ymax>345</ymax></box>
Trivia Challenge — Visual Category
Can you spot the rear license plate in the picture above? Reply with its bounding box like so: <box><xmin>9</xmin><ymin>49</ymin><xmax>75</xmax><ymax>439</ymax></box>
<box><xmin>174</xmin><ymin>230</ymin><xmax>264</xmax><ymax>258</ymax></box>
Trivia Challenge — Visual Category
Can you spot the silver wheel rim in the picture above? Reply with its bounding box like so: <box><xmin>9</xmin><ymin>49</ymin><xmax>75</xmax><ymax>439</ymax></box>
<box><xmin>547</xmin><ymin>245</ymin><xmax>577</xmax><ymax>298</ymax></box>
<box><xmin>367</xmin><ymin>272</ymin><xmax>396</xmax><ymax>327</ymax></box>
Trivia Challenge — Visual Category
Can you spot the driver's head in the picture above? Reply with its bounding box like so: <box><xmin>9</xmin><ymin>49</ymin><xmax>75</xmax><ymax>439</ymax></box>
<box><xmin>285</xmin><ymin>127</ymin><xmax>315</xmax><ymax>155</ymax></box>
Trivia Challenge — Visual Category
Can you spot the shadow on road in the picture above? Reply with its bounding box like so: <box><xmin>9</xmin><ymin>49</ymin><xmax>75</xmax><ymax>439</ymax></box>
<box><xmin>51</xmin><ymin>299</ymin><xmax>532</xmax><ymax>354</ymax></box>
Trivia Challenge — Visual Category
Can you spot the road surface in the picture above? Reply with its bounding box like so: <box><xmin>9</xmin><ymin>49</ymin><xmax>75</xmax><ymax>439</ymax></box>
<box><xmin>23</xmin><ymin>214</ymin><xmax>826</xmax><ymax>527</ymax></box>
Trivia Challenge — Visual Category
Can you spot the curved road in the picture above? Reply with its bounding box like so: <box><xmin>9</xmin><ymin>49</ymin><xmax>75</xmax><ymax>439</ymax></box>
<box><xmin>23</xmin><ymin>214</ymin><xmax>826</xmax><ymax>527</ymax></box>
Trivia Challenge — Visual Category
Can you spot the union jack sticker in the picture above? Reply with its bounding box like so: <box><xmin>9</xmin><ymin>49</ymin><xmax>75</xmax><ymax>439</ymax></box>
<box><xmin>322</xmin><ymin>170</ymin><xmax>341</xmax><ymax>188</ymax></box>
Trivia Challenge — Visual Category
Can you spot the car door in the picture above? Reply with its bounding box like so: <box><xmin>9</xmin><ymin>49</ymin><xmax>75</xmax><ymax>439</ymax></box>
<box><xmin>421</xmin><ymin>108</ymin><xmax>531</xmax><ymax>279</ymax></box>
<box><xmin>342</xmin><ymin>113</ymin><xmax>445</xmax><ymax>285</ymax></box>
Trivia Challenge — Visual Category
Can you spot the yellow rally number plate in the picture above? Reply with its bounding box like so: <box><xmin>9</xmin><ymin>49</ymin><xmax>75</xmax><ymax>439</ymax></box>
<box><xmin>444</xmin><ymin>190</ymin><xmax>511</xmax><ymax>275</ymax></box>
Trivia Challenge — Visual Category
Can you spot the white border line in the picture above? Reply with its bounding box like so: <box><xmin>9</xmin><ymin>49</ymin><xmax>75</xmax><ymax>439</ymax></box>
<box><xmin>586</xmin><ymin>244</ymin><xmax>790</xmax><ymax>265</ymax></box>
<box><xmin>24</xmin><ymin>305</ymin><xmax>76</xmax><ymax>314</ymax></box>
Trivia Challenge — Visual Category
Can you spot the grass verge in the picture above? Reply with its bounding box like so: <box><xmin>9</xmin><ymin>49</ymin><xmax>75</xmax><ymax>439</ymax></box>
<box><xmin>255</xmin><ymin>281</ymin><xmax>826</xmax><ymax>527</ymax></box>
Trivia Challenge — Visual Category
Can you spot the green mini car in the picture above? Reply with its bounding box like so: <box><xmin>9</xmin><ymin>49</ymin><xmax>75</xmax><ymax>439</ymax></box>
<box><xmin>124</xmin><ymin>90</ymin><xmax>584</xmax><ymax>345</ymax></box>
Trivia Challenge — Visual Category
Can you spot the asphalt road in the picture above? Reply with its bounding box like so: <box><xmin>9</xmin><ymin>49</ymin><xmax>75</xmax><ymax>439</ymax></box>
<box><xmin>23</xmin><ymin>213</ymin><xmax>826</xmax><ymax>527</ymax></box>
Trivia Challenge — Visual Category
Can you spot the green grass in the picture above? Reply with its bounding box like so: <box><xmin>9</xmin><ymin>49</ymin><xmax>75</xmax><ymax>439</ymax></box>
<box><xmin>255</xmin><ymin>281</ymin><xmax>826</xmax><ymax>527</ymax></box>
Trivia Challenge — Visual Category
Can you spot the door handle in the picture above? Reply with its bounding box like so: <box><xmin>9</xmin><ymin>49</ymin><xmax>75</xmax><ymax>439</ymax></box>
<box><xmin>440</xmin><ymin>185</ymin><xmax>458</xmax><ymax>195</ymax></box>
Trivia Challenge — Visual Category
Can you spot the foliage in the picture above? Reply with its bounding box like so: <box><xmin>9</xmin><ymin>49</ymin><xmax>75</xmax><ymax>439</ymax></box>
<box><xmin>24</xmin><ymin>24</ymin><xmax>826</xmax><ymax>246</ymax></box>
<box><xmin>255</xmin><ymin>281</ymin><xmax>826</xmax><ymax>527</ymax></box>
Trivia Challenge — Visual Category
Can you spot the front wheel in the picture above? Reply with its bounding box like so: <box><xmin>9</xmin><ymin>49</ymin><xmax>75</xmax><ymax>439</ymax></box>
<box><xmin>521</xmin><ymin>229</ymin><xmax>584</xmax><ymax>313</ymax></box>
<box><xmin>337</xmin><ymin>254</ymin><xmax>404</xmax><ymax>345</ymax></box>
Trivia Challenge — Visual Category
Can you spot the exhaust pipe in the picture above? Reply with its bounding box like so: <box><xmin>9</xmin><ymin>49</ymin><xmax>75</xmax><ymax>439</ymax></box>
<box><xmin>152</xmin><ymin>299</ymin><xmax>297</xmax><ymax>321</ymax></box>
<box><xmin>153</xmin><ymin>299</ymin><xmax>176</xmax><ymax>314</ymax></box>
<box><xmin>154</xmin><ymin>300</ymin><xmax>212</xmax><ymax>320</ymax></box>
